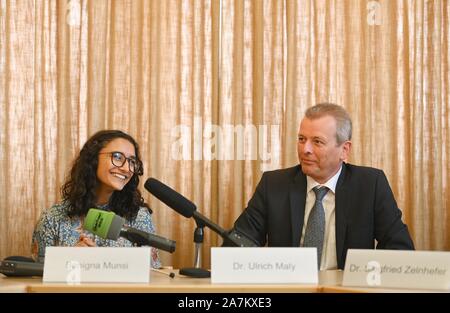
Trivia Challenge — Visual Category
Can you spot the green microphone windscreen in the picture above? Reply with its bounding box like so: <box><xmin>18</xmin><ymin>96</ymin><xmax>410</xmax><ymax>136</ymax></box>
<box><xmin>84</xmin><ymin>208</ymin><xmax>124</xmax><ymax>240</ymax></box>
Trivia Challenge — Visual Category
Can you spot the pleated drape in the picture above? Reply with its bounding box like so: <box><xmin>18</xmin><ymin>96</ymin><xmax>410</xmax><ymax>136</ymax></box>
<box><xmin>1</xmin><ymin>0</ymin><xmax>448</xmax><ymax>268</ymax></box>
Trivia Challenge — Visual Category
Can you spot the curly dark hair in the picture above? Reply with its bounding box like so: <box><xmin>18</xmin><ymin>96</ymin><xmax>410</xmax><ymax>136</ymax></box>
<box><xmin>61</xmin><ymin>130</ymin><xmax>150</xmax><ymax>221</ymax></box>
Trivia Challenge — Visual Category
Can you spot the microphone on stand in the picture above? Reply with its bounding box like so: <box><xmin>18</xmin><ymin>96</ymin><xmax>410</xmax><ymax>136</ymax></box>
<box><xmin>144</xmin><ymin>178</ymin><xmax>258</xmax><ymax>247</ymax></box>
<box><xmin>84</xmin><ymin>208</ymin><xmax>176</xmax><ymax>253</ymax></box>
<box><xmin>144</xmin><ymin>178</ymin><xmax>259</xmax><ymax>278</ymax></box>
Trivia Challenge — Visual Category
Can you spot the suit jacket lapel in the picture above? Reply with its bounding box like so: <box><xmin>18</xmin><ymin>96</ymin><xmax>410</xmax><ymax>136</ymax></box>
<box><xmin>290</xmin><ymin>167</ymin><xmax>307</xmax><ymax>246</ymax></box>
<box><xmin>335</xmin><ymin>164</ymin><xmax>350</xmax><ymax>269</ymax></box>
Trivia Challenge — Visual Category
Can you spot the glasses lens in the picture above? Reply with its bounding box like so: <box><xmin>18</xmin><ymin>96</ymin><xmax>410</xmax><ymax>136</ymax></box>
<box><xmin>111</xmin><ymin>152</ymin><xmax>126</xmax><ymax>167</ymax></box>
<box><xmin>128</xmin><ymin>159</ymin><xmax>137</xmax><ymax>173</ymax></box>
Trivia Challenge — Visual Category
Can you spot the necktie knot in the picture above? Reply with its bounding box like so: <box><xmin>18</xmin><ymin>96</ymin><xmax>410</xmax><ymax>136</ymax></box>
<box><xmin>313</xmin><ymin>186</ymin><xmax>328</xmax><ymax>202</ymax></box>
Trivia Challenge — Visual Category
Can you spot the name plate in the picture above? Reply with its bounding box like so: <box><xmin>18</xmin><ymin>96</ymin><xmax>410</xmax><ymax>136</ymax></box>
<box><xmin>343</xmin><ymin>249</ymin><xmax>450</xmax><ymax>290</ymax></box>
<box><xmin>211</xmin><ymin>247</ymin><xmax>318</xmax><ymax>284</ymax></box>
<box><xmin>43</xmin><ymin>247</ymin><xmax>150</xmax><ymax>283</ymax></box>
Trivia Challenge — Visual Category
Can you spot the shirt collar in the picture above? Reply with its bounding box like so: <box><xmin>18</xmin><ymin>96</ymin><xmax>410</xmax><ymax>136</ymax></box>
<box><xmin>306</xmin><ymin>164</ymin><xmax>343</xmax><ymax>194</ymax></box>
<box><xmin>96</xmin><ymin>203</ymin><xmax>110</xmax><ymax>211</ymax></box>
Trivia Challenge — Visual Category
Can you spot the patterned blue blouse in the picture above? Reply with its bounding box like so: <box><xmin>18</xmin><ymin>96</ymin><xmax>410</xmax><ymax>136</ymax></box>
<box><xmin>31</xmin><ymin>202</ymin><xmax>161</xmax><ymax>269</ymax></box>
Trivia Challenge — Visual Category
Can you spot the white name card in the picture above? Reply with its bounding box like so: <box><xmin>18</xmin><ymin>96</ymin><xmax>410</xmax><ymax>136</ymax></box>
<box><xmin>211</xmin><ymin>247</ymin><xmax>318</xmax><ymax>284</ymax></box>
<box><xmin>343</xmin><ymin>249</ymin><xmax>450</xmax><ymax>290</ymax></box>
<box><xmin>43</xmin><ymin>247</ymin><xmax>150</xmax><ymax>283</ymax></box>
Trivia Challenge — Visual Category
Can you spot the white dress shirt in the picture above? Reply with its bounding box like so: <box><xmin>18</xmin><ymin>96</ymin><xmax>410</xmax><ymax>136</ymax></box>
<box><xmin>300</xmin><ymin>165</ymin><xmax>342</xmax><ymax>270</ymax></box>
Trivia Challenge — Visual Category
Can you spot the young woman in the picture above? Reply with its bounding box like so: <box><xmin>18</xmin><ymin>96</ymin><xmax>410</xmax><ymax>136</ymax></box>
<box><xmin>32</xmin><ymin>130</ymin><xmax>161</xmax><ymax>268</ymax></box>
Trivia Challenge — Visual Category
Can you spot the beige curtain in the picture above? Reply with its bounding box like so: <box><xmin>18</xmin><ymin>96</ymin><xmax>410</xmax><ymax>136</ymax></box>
<box><xmin>0</xmin><ymin>0</ymin><xmax>448</xmax><ymax>269</ymax></box>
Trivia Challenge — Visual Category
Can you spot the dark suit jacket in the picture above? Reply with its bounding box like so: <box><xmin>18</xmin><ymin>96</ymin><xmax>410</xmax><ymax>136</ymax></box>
<box><xmin>232</xmin><ymin>163</ymin><xmax>415</xmax><ymax>269</ymax></box>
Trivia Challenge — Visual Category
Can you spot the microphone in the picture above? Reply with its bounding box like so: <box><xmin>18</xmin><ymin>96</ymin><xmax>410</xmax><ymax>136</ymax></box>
<box><xmin>144</xmin><ymin>178</ymin><xmax>258</xmax><ymax>247</ymax></box>
<box><xmin>0</xmin><ymin>256</ymin><xmax>44</xmax><ymax>277</ymax></box>
<box><xmin>83</xmin><ymin>208</ymin><xmax>176</xmax><ymax>253</ymax></box>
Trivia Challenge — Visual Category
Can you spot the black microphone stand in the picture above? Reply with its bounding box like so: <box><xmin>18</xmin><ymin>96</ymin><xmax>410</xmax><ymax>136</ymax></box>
<box><xmin>179</xmin><ymin>218</ymin><xmax>211</xmax><ymax>278</ymax></box>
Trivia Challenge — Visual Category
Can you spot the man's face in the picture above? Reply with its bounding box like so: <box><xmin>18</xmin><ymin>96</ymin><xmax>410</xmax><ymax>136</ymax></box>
<box><xmin>297</xmin><ymin>116</ymin><xmax>351</xmax><ymax>183</ymax></box>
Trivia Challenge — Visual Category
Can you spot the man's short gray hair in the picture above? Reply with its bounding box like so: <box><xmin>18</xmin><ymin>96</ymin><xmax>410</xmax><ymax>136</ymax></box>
<box><xmin>304</xmin><ymin>103</ymin><xmax>352</xmax><ymax>144</ymax></box>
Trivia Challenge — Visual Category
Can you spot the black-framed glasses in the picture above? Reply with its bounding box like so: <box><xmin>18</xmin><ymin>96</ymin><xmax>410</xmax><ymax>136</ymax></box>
<box><xmin>98</xmin><ymin>151</ymin><xmax>142</xmax><ymax>174</ymax></box>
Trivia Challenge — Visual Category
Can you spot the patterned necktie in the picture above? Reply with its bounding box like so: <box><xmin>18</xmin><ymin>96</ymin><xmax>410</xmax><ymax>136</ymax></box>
<box><xmin>303</xmin><ymin>186</ymin><xmax>328</xmax><ymax>269</ymax></box>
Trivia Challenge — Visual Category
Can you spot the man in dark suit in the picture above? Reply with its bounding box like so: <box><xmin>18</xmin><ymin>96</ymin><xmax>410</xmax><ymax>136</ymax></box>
<box><xmin>230</xmin><ymin>103</ymin><xmax>414</xmax><ymax>270</ymax></box>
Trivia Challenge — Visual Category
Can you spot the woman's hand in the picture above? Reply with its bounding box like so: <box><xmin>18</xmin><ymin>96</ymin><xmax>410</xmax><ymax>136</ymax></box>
<box><xmin>75</xmin><ymin>234</ymin><xmax>96</xmax><ymax>247</ymax></box>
